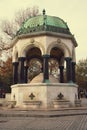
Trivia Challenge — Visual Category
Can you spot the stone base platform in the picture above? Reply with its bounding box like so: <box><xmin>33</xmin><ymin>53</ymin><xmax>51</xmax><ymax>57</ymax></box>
<box><xmin>11</xmin><ymin>83</ymin><xmax>78</xmax><ymax>109</ymax></box>
<box><xmin>0</xmin><ymin>107</ymin><xmax>87</xmax><ymax>117</ymax></box>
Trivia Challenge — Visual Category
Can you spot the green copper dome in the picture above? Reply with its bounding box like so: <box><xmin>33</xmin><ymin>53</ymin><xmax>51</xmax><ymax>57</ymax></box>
<box><xmin>17</xmin><ymin>14</ymin><xmax>71</xmax><ymax>35</ymax></box>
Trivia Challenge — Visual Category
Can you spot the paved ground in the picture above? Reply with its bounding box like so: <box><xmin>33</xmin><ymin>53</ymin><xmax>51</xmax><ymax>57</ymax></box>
<box><xmin>0</xmin><ymin>98</ymin><xmax>87</xmax><ymax>130</ymax></box>
<box><xmin>0</xmin><ymin>108</ymin><xmax>87</xmax><ymax>130</ymax></box>
<box><xmin>0</xmin><ymin>115</ymin><xmax>87</xmax><ymax>130</ymax></box>
<box><xmin>0</xmin><ymin>114</ymin><xmax>87</xmax><ymax>130</ymax></box>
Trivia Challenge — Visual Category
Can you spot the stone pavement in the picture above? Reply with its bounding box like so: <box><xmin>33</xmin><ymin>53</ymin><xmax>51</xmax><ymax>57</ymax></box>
<box><xmin>0</xmin><ymin>107</ymin><xmax>87</xmax><ymax>130</ymax></box>
<box><xmin>0</xmin><ymin>115</ymin><xmax>87</xmax><ymax>130</ymax></box>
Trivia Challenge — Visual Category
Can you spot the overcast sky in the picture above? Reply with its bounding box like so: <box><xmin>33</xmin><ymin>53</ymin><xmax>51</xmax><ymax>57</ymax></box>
<box><xmin>0</xmin><ymin>0</ymin><xmax>87</xmax><ymax>62</ymax></box>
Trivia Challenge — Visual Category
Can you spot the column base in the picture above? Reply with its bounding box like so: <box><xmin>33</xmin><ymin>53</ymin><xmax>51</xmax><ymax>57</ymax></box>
<box><xmin>68</xmin><ymin>80</ymin><xmax>74</xmax><ymax>83</ymax></box>
<box><xmin>43</xmin><ymin>79</ymin><xmax>50</xmax><ymax>83</ymax></box>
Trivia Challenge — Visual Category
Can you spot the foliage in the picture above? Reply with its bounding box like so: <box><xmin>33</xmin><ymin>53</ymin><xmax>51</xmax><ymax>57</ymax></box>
<box><xmin>0</xmin><ymin>58</ymin><xmax>13</xmax><ymax>92</ymax></box>
<box><xmin>15</xmin><ymin>6</ymin><xmax>39</xmax><ymax>27</ymax></box>
<box><xmin>76</xmin><ymin>58</ymin><xmax>87</xmax><ymax>89</ymax></box>
<box><xmin>0</xmin><ymin>6</ymin><xmax>39</xmax><ymax>92</ymax></box>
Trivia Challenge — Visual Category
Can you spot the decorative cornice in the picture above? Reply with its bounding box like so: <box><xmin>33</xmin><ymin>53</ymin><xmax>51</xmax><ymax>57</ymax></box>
<box><xmin>11</xmin><ymin>31</ymin><xmax>77</xmax><ymax>49</ymax></box>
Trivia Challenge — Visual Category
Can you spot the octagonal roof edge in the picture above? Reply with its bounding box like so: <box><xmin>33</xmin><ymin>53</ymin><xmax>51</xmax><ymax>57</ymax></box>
<box><xmin>11</xmin><ymin>31</ymin><xmax>77</xmax><ymax>48</ymax></box>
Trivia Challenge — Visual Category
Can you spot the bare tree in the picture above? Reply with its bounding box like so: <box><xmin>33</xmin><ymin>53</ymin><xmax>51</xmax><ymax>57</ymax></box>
<box><xmin>0</xmin><ymin>37</ymin><xmax>4</xmax><ymax>51</ymax></box>
<box><xmin>1</xmin><ymin>6</ymin><xmax>39</xmax><ymax>39</ymax></box>
<box><xmin>15</xmin><ymin>6</ymin><xmax>39</xmax><ymax>27</ymax></box>
<box><xmin>0</xmin><ymin>6</ymin><xmax>39</xmax><ymax>59</ymax></box>
<box><xmin>1</xmin><ymin>20</ymin><xmax>17</xmax><ymax>39</ymax></box>
<box><xmin>0</xmin><ymin>38</ymin><xmax>3</xmax><ymax>57</ymax></box>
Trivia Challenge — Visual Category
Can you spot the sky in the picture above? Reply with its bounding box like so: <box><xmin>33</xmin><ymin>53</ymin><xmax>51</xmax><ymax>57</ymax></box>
<box><xmin>0</xmin><ymin>0</ymin><xmax>87</xmax><ymax>62</ymax></box>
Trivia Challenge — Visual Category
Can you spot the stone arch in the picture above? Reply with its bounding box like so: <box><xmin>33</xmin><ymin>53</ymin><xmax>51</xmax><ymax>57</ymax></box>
<box><xmin>19</xmin><ymin>41</ymin><xmax>45</xmax><ymax>57</ymax></box>
<box><xmin>47</xmin><ymin>40</ymin><xmax>71</xmax><ymax>58</ymax></box>
<box><xmin>12</xmin><ymin>47</ymin><xmax>18</xmax><ymax>62</ymax></box>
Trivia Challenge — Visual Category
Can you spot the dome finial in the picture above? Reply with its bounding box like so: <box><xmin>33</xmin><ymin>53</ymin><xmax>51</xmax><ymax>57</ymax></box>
<box><xmin>43</xmin><ymin>9</ymin><xmax>46</xmax><ymax>15</ymax></box>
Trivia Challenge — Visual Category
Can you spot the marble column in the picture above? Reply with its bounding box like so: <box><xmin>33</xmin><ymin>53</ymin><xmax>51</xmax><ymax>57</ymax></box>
<box><xmin>72</xmin><ymin>62</ymin><xmax>76</xmax><ymax>83</ymax></box>
<box><xmin>13</xmin><ymin>62</ymin><xmax>19</xmax><ymax>84</ymax></box>
<box><xmin>65</xmin><ymin>57</ymin><xmax>72</xmax><ymax>83</ymax></box>
<box><xmin>59</xmin><ymin>66</ymin><xmax>64</xmax><ymax>83</ymax></box>
<box><xmin>43</xmin><ymin>55</ymin><xmax>49</xmax><ymax>82</ymax></box>
<box><xmin>24</xmin><ymin>66</ymin><xmax>28</xmax><ymax>83</ymax></box>
<box><xmin>18</xmin><ymin>57</ymin><xmax>25</xmax><ymax>83</ymax></box>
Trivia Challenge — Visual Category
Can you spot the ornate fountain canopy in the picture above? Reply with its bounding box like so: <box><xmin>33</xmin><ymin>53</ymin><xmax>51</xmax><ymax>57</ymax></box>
<box><xmin>16</xmin><ymin>10</ymin><xmax>71</xmax><ymax>35</ymax></box>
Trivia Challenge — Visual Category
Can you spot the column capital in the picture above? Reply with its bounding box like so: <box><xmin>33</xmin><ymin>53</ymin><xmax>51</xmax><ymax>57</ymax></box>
<box><xmin>65</xmin><ymin>57</ymin><xmax>72</xmax><ymax>61</ymax></box>
<box><xmin>24</xmin><ymin>65</ymin><xmax>29</xmax><ymax>69</ymax></box>
<box><xmin>59</xmin><ymin>66</ymin><xmax>64</xmax><ymax>69</ymax></box>
<box><xmin>42</xmin><ymin>54</ymin><xmax>50</xmax><ymax>58</ymax></box>
<box><xmin>72</xmin><ymin>62</ymin><xmax>76</xmax><ymax>65</ymax></box>
<box><xmin>12</xmin><ymin>62</ymin><xmax>19</xmax><ymax>65</ymax></box>
<box><xmin>18</xmin><ymin>57</ymin><xmax>26</xmax><ymax>61</ymax></box>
